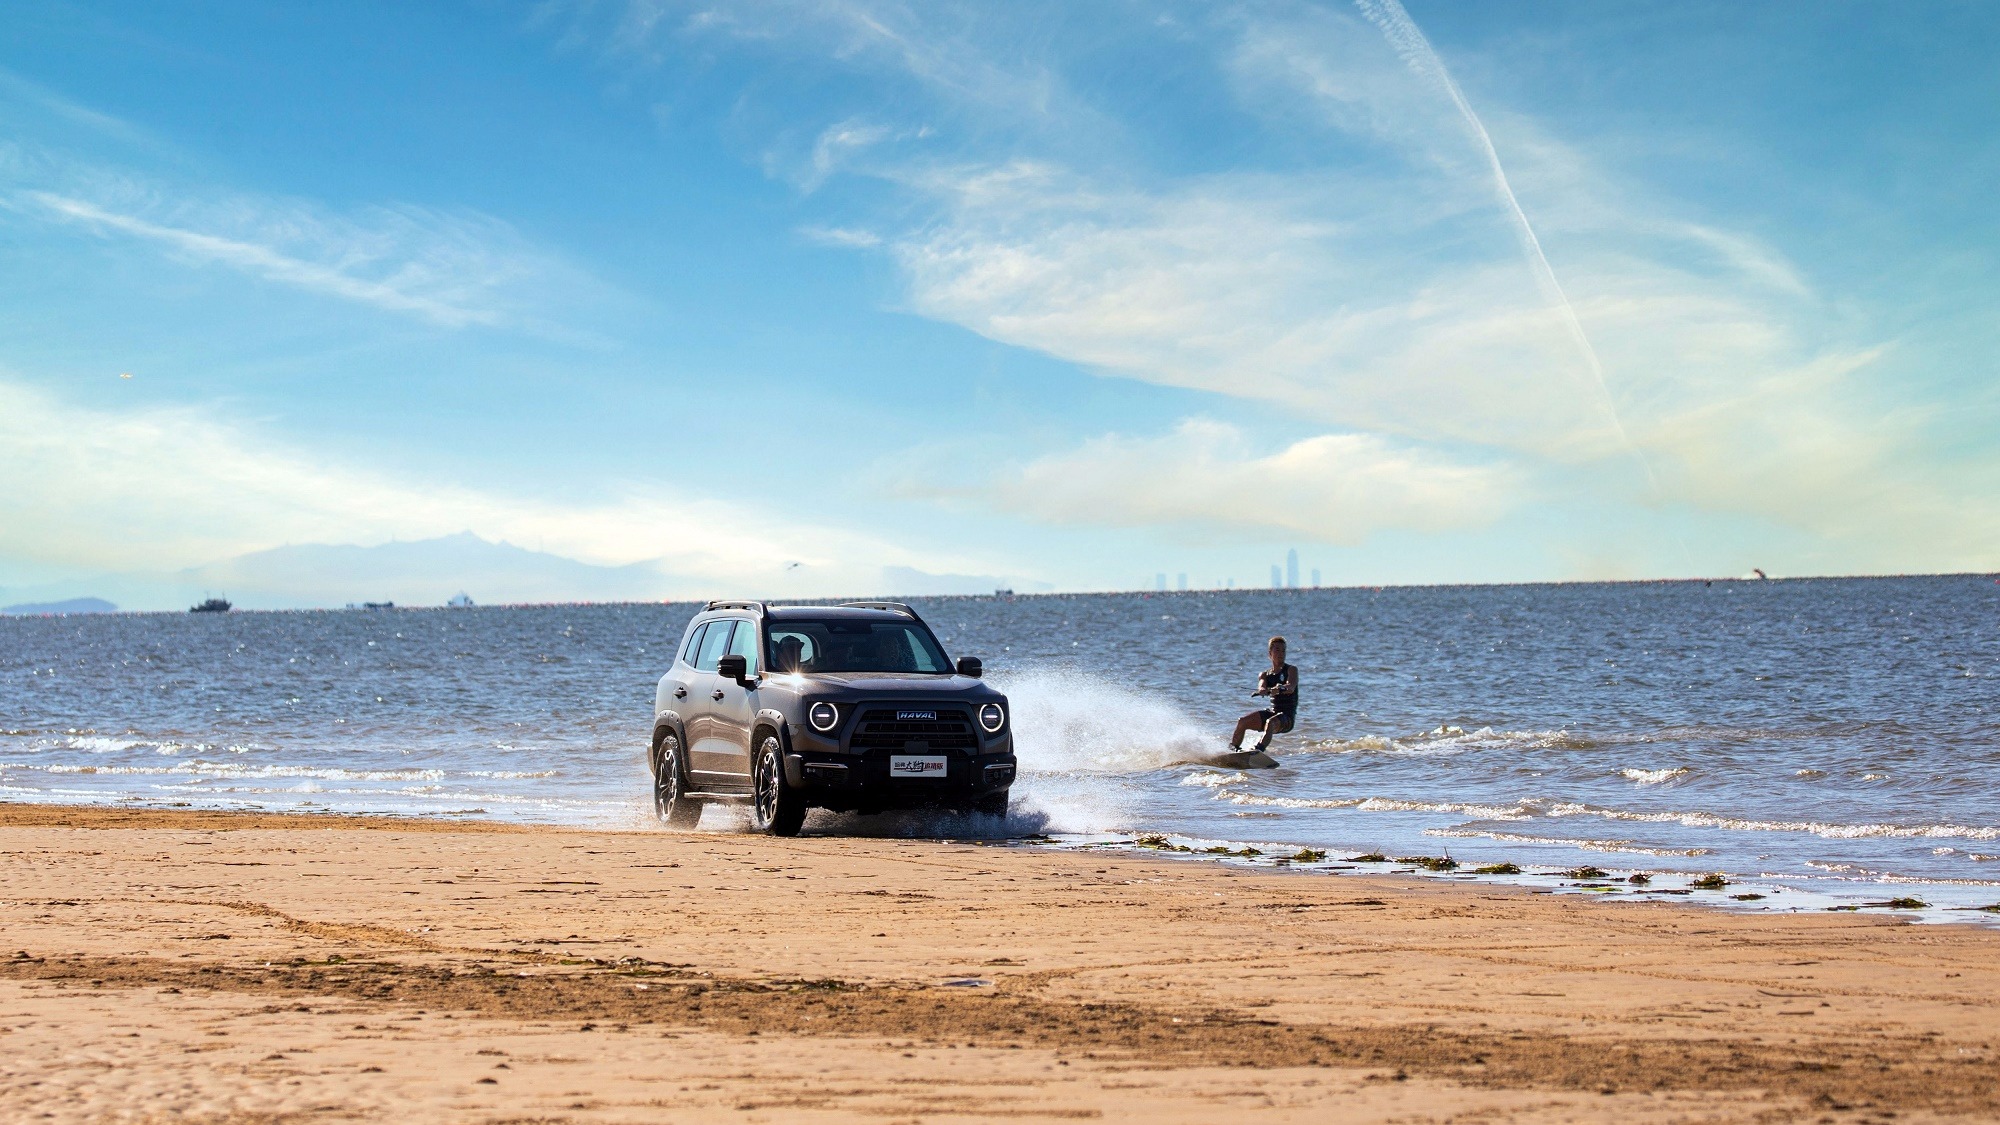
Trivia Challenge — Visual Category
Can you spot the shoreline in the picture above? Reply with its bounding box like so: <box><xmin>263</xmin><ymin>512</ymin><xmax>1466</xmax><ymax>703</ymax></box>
<box><xmin>5</xmin><ymin>802</ymin><xmax>1998</xmax><ymax>1122</ymax></box>
<box><xmin>10</xmin><ymin>797</ymin><xmax>1998</xmax><ymax>928</ymax></box>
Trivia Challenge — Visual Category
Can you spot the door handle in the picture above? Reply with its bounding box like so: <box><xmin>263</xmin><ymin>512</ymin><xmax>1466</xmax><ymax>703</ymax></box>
<box><xmin>673</xmin><ymin>686</ymin><xmax>687</xmax><ymax>698</ymax></box>
<box><xmin>711</xmin><ymin>689</ymin><xmax>725</xmax><ymax>701</ymax></box>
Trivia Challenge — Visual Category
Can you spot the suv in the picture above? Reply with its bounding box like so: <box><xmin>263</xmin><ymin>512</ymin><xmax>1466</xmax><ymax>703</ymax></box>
<box><xmin>648</xmin><ymin>600</ymin><xmax>1015</xmax><ymax>836</ymax></box>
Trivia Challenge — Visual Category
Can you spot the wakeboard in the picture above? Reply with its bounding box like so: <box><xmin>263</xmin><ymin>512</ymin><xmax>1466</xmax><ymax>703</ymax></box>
<box><xmin>1192</xmin><ymin>749</ymin><xmax>1281</xmax><ymax>770</ymax></box>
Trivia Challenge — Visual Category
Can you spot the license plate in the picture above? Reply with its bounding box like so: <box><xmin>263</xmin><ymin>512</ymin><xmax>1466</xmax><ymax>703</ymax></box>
<box><xmin>889</xmin><ymin>755</ymin><xmax>948</xmax><ymax>778</ymax></box>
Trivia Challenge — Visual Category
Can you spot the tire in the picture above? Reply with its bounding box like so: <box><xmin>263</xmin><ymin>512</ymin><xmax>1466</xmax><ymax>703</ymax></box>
<box><xmin>751</xmin><ymin>734</ymin><xmax>807</xmax><ymax>837</ymax></box>
<box><xmin>652</xmin><ymin>730</ymin><xmax>702</xmax><ymax>828</ymax></box>
<box><xmin>970</xmin><ymin>792</ymin><xmax>1010</xmax><ymax>819</ymax></box>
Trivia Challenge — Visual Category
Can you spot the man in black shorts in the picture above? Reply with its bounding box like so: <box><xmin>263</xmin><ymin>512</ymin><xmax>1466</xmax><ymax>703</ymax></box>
<box><xmin>1230</xmin><ymin>636</ymin><xmax>1297</xmax><ymax>751</ymax></box>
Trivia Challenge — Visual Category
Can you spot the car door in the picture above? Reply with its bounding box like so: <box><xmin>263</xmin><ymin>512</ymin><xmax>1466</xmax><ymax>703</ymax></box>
<box><xmin>706</xmin><ymin>619</ymin><xmax>762</xmax><ymax>783</ymax></box>
<box><xmin>659</xmin><ymin>620</ymin><xmax>708</xmax><ymax>734</ymax></box>
<box><xmin>684</xmin><ymin>621</ymin><xmax>738</xmax><ymax>786</ymax></box>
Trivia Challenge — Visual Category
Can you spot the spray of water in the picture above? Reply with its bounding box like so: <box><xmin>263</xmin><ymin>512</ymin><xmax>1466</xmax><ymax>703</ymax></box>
<box><xmin>972</xmin><ymin>668</ymin><xmax>1222</xmax><ymax>834</ymax></box>
<box><xmin>995</xmin><ymin>668</ymin><xmax>1215</xmax><ymax>773</ymax></box>
<box><xmin>1354</xmin><ymin>0</ymin><xmax>1653</xmax><ymax>484</ymax></box>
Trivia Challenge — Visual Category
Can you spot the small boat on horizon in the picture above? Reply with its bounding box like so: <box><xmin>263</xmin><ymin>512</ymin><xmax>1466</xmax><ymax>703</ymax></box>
<box><xmin>190</xmin><ymin>597</ymin><xmax>232</xmax><ymax>613</ymax></box>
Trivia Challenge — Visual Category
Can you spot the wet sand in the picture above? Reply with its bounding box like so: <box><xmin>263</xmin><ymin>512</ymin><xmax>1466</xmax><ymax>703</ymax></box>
<box><xmin>2</xmin><ymin>804</ymin><xmax>1996</xmax><ymax>1123</ymax></box>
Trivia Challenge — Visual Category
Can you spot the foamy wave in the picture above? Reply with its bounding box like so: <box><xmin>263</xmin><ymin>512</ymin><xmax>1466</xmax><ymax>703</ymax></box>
<box><xmin>1304</xmin><ymin>726</ymin><xmax>1582</xmax><ymax>758</ymax></box>
<box><xmin>36</xmin><ymin>761</ymin><xmax>447</xmax><ymax>783</ymax></box>
<box><xmin>1805</xmin><ymin>859</ymin><xmax>2000</xmax><ymax>887</ymax></box>
<box><xmin>1425</xmin><ymin>827</ymin><xmax>1710</xmax><ymax>856</ymax></box>
<box><xmin>62</xmin><ymin>736</ymin><xmax>146</xmax><ymax>753</ymax></box>
<box><xmin>1213</xmin><ymin>789</ymin><xmax>1528</xmax><ymax>820</ymax></box>
<box><xmin>1932</xmin><ymin>847</ymin><xmax>2000</xmax><ymax>861</ymax></box>
<box><xmin>1620</xmin><ymin>767</ymin><xmax>1689</xmax><ymax>786</ymax></box>
<box><xmin>1541</xmin><ymin>802</ymin><xmax>2000</xmax><ymax>841</ymax></box>
<box><xmin>466</xmin><ymin>769</ymin><xmax>558</xmax><ymax>780</ymax></box>
<box><xmin>1180</xmin><ymin>771</ymin><xmax>1245</xmax><ymax>788</ymax></box>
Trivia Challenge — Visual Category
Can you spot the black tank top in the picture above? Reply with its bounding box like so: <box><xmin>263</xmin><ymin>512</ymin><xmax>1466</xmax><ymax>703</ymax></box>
<box><xmin>1260</xmin><ymin>664</ymin><xmax>1298</xmax><ymax>715</ymax></box>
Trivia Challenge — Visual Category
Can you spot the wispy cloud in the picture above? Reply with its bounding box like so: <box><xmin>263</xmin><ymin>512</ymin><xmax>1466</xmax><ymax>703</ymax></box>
<box><xmin>31</xmin><ymin>192</ymin><xmax>509</xmax><ymax>327</ymax></box>
<box><xmin>943</xmin><ymin>419</ymin><xmax>1515</xmax><ymax>545</ymax></box>
<box><xmin>552</xmin><ymin>0</ymin><xmax>2000</xmax><ymax>564</ymax></box>
<box><xmin>1354</xmin><ymin>0</ymin><xmax>1637</xmax><ymax>465</ymax></box>
<box><xmin>0</xmin><ymin>93</ymin><xmax>606</xmax><ymax>332</ymax></box>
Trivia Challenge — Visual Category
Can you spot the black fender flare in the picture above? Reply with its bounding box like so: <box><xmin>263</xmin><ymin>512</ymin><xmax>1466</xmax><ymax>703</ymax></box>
<box><xmin>650</xmin><ymin>714</ymin><xmax>689</xmax><ymax>777</ymax></box>
<box><xmin>753</xmin><ymin>708</ymin><xmax>800</xmax><ymax>785</ymax></box>
<box><xmin>751</xmin><ymin>708</ymin><xmax>791</xmax><ymax>752</ymax></box>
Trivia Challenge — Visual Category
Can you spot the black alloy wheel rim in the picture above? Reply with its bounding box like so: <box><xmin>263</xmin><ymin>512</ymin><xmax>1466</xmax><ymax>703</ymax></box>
<box><xmin>754</xmin><ymin>746</ymin><xmax>778</xmax><ymax>826</ymax></box>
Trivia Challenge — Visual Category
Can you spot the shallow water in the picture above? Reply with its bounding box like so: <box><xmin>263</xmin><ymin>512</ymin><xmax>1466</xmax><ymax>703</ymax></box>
<box><xmin>3</xmin><ymin>577</ymin><xmax>1997</xmax><ymax>914</ymax></box>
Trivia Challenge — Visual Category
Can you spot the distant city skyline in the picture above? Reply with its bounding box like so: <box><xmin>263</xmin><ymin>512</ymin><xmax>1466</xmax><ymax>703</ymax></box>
<box><xmin>3</xmin><ymin>2</ymin><xmax>1997</xmax><ymax>609</ymax></box>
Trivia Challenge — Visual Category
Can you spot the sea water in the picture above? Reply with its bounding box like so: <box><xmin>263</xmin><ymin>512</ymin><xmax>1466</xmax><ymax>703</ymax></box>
<box><xmin>3</xmin><ymin>577</ymin><xmax>1996</xmax><ymax>916</ymax></box>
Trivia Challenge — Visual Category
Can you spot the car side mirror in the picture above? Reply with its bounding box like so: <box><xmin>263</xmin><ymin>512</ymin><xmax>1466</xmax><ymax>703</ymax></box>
<box><xmin>956</xmin><ymin>656</ymin><xmax>983</xmax><ymax>678</ymax></box>
<box><xmin>717</xmin><ymin>654</ymin><xmax>752</xmax><ymax>684</ymax></box>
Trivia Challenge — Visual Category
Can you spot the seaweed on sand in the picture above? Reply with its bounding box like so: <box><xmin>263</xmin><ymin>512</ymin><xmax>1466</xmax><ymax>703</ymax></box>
<box><xmin>1690</xmin><ymin>874</ymin><xmax>1729</xmax><ymax>890</ymax></box>
<box><xmin>1288</xmin><ymin>849</ymin><xmax>1328</xmax><ymax>863</ymax></box>
<box><xmin>1472</xmin><ymin>863</ymin><xmax>1521</xmax><ymax>875</ymax></box>
<box><xmin>1563</xmin><ymin>867</ymin><xmax>1610</xmax><ymax>880</ymax></box>
<box><xmin>1346</xmin><ymin>853</ymin><xmax>1389</xmax><ymax>863</ymax></box>
<box><xmin>1133</xmin><ymin>835</ymin><xmax>1191</xmax><ymax>853</ymax></box>
<box><xmin>1396</xmin><ymin>855</ymin><xmax>1459</xmax><ymax>872</ymax></box>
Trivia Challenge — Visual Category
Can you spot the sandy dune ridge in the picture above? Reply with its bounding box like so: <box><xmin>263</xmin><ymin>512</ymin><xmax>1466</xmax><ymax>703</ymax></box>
<box><xmin>2</xmin><ymin>804</ymin><xmax>1995</xmax><ymax>1123</ymax></box>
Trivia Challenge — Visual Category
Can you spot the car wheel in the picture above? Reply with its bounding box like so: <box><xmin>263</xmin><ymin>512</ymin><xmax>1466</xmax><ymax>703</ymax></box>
<box><xmin>971</xmin><ymin>792</ymin><xmax>1010</xmax><ymax>819</ymax></box>
<box><xmin>751</xmin><ymin>734</ymin><xmax>806</xmax><ymax>837</ymax></box>
<box><xmin>653</xmin><ymin>730</ymin><xmax>702</xmax><ymax>828</ymax></box>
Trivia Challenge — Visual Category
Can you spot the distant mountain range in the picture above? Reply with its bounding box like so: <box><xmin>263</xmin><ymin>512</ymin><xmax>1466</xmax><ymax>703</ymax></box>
<box><xmin>1</xmin><ymin>596</ymin><xmax>118</xmax><ymax>616</ymax></box>
<box><xmin>0</xmin><ymin>533</ymin><xmax>1046</xmax><ymax>612</ymax></box>
<box><xmin>185</xmin><ymin>532</ymin><xmax>673</xmax><ymax>609</ymax></box>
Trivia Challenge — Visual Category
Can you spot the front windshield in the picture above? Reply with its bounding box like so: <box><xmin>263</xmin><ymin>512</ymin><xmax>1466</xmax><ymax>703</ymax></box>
<box><xmin>765</xmin><ymin>620</ymin><xmax>951</xmax><ymax>674</ymax></box>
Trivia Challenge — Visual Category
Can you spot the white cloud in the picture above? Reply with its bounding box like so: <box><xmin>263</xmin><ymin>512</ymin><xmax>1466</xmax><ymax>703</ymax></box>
<box><xmin>0</xmin><ymin>123</ymin><xmax>609</xmax><ymax>333</ymax></box>
<box><xmin>890</xmin><ymin>160</ymin><xmax>1622</xmax><ymax>457</ymax></box>
<box><xmin>574</xmin><ymin>0</ymin><xmax>2000</xmax><ymax>568</ymax></box>
<box><xmin>962</xmin><ymin>419</ymin><xmax>1513</xmax><ymax>545</ymax></box>
<box><xmin>31</xmin><ymin>193</ymin><xmax>512</xmax><ymax>327</ymax></box>
<box><xmin>0</xmin><ymin>376</ymin><xmax>1007</xmax><ymax>596</ymax></box>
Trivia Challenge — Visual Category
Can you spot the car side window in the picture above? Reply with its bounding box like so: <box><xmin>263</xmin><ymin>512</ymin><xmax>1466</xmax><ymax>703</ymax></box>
<box><xmin>902</xmin><ymin>631</ymin><xmax>946</xmax><ymax>673</ymax></box>
<box><xmin>725</xmin><ymin>618</ymin><xmax>760</xmax><ymax>673</ymax></box>
<box><xmin>680</xmin><ymin>622</ymin><xmax>711</xmax><ymax>668</ymax></box>
<box><xmin>693</xmin><ymin>620</ymin><xmax>734</xmax><ymax>672</ymax></box>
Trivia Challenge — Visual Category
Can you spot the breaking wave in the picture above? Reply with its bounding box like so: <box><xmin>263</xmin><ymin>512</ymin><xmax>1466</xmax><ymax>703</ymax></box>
<box><xmin>1620</xmin><ymin>767</ymin><xmax>1690</xmax><ymax>786</ymax></box>
<box><xmin>1303</xmin><ymin>726</ymin><xmax>1585</xmax><ymax>758</ymax></box>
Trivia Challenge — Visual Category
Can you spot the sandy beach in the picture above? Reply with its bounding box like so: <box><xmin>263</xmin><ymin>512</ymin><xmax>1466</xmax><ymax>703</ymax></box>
<box><xmin>2</xmin><ymin>805</ymin><xmax>1996</xmax><ymax>1124</ymax></box>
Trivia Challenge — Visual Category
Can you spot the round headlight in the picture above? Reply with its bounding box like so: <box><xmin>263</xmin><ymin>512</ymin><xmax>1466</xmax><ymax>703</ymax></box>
<box><xmin>808</xmin><ymin>702</ymin><xmax>839</xmax><ymax>732</ymax></box>
<box><xmin>978</xmin><ymin>703</ymin><xmax>1005</xmax><ymax>733</ymax></box>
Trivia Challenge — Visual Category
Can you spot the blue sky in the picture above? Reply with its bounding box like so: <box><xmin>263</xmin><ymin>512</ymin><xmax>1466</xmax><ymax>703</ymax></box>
<box><xmin>2</xmin><ymin>0</ymin><xmax>1996</xmax><ymax>606</ymax></box>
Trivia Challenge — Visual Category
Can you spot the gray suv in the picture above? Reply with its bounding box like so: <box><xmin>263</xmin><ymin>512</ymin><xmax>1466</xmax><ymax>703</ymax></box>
<box><xmin>649</xmin><ymin>600</ymin><xmax>1015</xmax><ymax>835</ymax></box>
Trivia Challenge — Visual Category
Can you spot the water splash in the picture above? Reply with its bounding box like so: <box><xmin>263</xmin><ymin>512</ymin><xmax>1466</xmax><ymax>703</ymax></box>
<box><xmin>994</xmin><ymin>668</ymin><xmax>1215</xmax><ymax>773</ymax></box>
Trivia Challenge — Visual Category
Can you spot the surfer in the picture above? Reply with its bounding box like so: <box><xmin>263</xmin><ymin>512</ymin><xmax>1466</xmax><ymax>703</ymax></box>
<box><xmin>1229</xmin><ymin>636</ymin><xmax>1297</xmax><ymax>752</ymax></box>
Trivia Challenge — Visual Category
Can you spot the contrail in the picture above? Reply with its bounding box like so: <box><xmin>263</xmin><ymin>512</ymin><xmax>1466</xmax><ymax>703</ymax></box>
<box><xmin>1354</xmin><ymin>0</ymin><xmax>1649</xmax><ymax>478</ymax></box>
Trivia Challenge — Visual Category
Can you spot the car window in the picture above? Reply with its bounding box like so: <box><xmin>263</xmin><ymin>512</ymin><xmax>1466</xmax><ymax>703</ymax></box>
<box><xmin>680</xmin><ymin>622</ymin><xmax>711</xmax><ymax>667</ymax></box>
<box><xmin>762</xmin><ymin>620</ymin><xmax>948</xmax><ymax>674</ymax></box>
<box><xmin>693</xmin><ymin>620</ymin><xmax>734</xmax><ymax>672</ymax></box>
<box><xmin>725</xmin><ymin>618</ymin><xmax>760</xmax><ymax>673</ymax></box>
<box><xmin>765</xmin><ymin>628</ymin><xmax>818</xmax><ymax>672</ymax></box>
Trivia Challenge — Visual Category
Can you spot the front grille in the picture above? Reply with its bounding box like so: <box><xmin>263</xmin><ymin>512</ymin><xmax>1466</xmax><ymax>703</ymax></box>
<box><xmin>850</xmin><ymin>708</ymin><xmax>979</xmax><ymax>752</ymax></box>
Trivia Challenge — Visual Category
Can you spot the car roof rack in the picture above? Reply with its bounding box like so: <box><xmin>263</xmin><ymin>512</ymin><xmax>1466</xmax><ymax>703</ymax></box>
<box><xmin>838</xmin><ymin>600</ymin><xmax>924</xmax><ymax>624</ymax></box>
<box><xmin>703</xmin><ymin>599</ymin><xmax>766</xmax><ymax>613</ymax></box>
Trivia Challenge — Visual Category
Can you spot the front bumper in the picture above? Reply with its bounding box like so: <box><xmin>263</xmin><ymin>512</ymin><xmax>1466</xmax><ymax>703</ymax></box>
<box><xmin>784</xmin><ymin>746</ymin><xmax>1015</xmax><ymax>810</ymax></box>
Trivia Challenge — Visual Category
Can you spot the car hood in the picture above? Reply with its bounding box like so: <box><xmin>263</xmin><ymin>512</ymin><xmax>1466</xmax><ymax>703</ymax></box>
<box><xmin>805</xmin><ymin>673</ymin><xmax>997</xmax><ymax>697</ymax></box>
